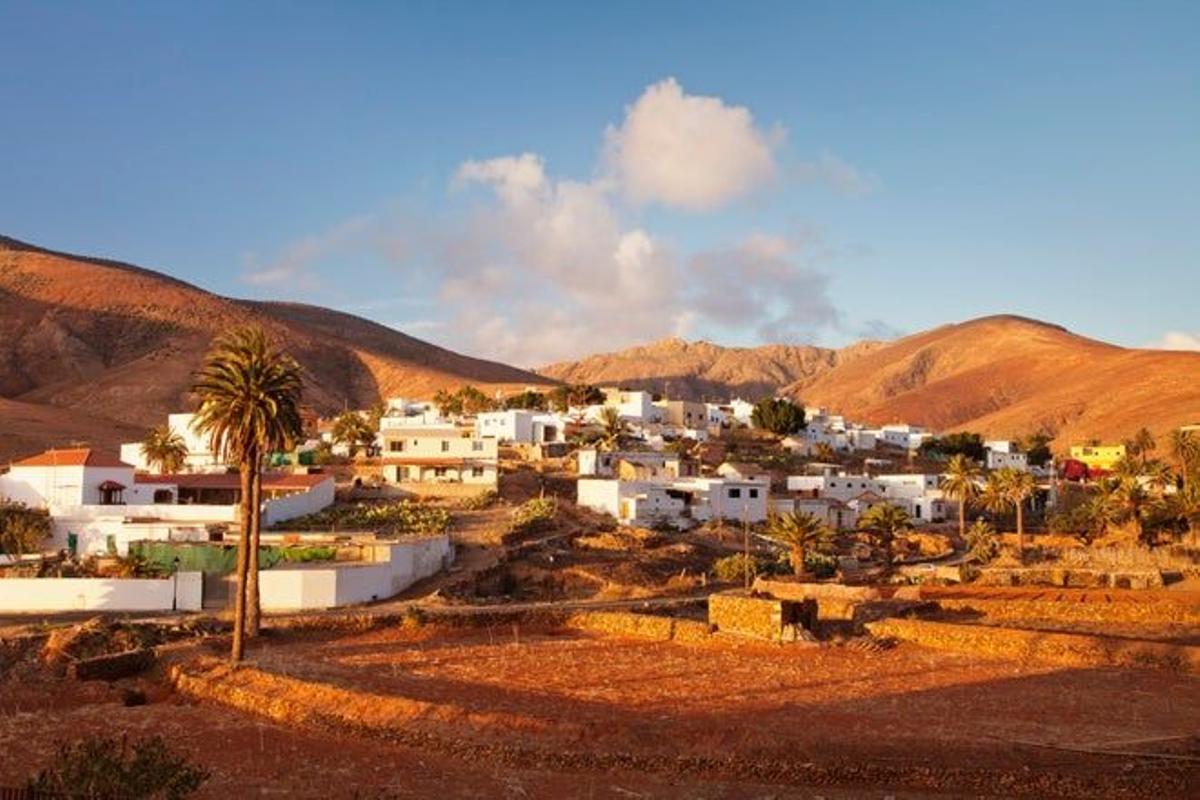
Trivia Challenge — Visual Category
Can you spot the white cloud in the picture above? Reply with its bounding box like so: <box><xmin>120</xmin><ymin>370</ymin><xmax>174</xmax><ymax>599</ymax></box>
<box><xmin>604</xmin><ymin>77</ymin><xmax>781</xmax><ymax>211</ymax></box>
<box><xmin>239</xmin><ymin>216</ymin><xmax>375</xmax><ymax>290</ymax></box>
<box><xmin>1152</xmin><ymin>331</ymin><xmax>1200</xmax><ymax>351</ymax></box>
<box><xmin>795</xmin><ymin>152</ymin><xmax>878</xmax><ymax>197</ymax></box>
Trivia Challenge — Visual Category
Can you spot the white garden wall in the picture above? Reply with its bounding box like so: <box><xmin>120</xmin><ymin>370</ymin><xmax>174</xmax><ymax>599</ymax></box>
<box><xmin>0</xmin><ymin>572</ymin><xmax>203</xmax><ymax>613</ymax></box>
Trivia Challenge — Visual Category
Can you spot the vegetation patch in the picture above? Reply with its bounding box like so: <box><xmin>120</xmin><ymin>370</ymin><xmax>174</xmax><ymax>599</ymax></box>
<box><xmin>273</xmin><ymin>500</ymin><xmax>451</xmax><ymax>536</ymax></box>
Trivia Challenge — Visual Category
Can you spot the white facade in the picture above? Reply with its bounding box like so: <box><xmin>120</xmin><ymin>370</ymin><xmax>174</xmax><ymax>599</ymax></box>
<box><xmin>380</xmin><ymin>427</ymin><xmax>498</xmax><ymax>486</ymax></box>
<box><xmin>727</xmin><ymin>398</ymin><xmax>756</xmax><ymax>426</ymax></box>
<box><xmin>601</xmin><ymin>388</ymin><xmax>661</xmax><ymax>422</ymax></box>
<box><xmin>784</xmin><ymin>472</ymin><xmax>947</xmax><ymax>523</ymax></box>
<box><xmin>475</xmin><ymin>410</ymin><xmax>565</xmax><ymax>444</ymax></box>
<box><xmin>879</xmin><ymin>424</ymin><xmax>932</xmax><ymax>450</ymax></box>
<box><xmin>577</xmin><ymin>476</ymin><xmax>768</xmax><ymax>528</ymax></box>
<box><xmin>985</xmin><ymin>441</ymin><xmax>1029</xmax><ymax>471</ymax></box>
<box><xmin>119</xmin><ymin>413</ymin><xmax>226</xmax><ymax>473</ymax></box>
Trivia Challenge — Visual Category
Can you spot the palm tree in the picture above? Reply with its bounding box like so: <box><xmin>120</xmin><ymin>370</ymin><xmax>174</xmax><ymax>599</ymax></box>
<box><xmin>331</xmin><ymin>410</ymin><xmax>374</xmax><ymax>457</ymax></box>
<box><xmin>193</xmin><ymin>327</ymin><xmax>303</xmax><ymax>661</ymax></box>
<box><xmin>1124</xmin><ymin>427</ymin><xmax>1157</xmax><ymax>468</ymax></box>
<box><xmin>599</xmin><ymin>407</ymin><xmax>625</xmax><ymax>450</ymax></box>
<box><xmin>964</xmin><ymin>517</ymin><xmax>998</xmax><ymax>564</ymax></box>
<box><xmin>1170</xmin><ymin>429</ymin><xmax>1200</xmax><ymax>492</ymax></box>
<box><xmin>987</xmin><ymin>468</ymin><xmax>1036</xmax><ymax>555</ymax></box>
<box><xmin>941</xmin><ymin>454</ymin><xmax>981</xmax><ymax>541</ymax></box>
<box><xmin>857</xmin><ymin>503</ymin><xmax>912</xmax><ymax>571</ymax></box>
<box><xmin>813</xmin><ymin>442</ymin><xmax>837</xmax><ymax>462</ymax></box>
<box><xmin>1108</xmin><ymin>478</ymin><xmax>1159</xmax><ymax>543</ymax></box>
<box><xmin>1143</xmin><ymin>459</ymin><xmax>1177</xmax><ymax>496</ymax></box>
<box><xmin>766</xmin><ymin>511</ymin><xmax>833</xmax><ymax>578</ymax></box>
<box><xmin>140</xmin><ymin>425</ymin><xmax>188</xmax><ymax>474</ymax></box>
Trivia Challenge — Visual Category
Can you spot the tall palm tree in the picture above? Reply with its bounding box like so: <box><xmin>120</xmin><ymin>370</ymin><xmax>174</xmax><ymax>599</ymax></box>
<box><xmin>941</xmin><ymin>454</ymin><xmax>982</xmax><ymax>541</ymax></box>
<box><xmin>1170</xmin><ymin>429</ymin><xmax>1200</xmax><ymax>492</ymax></box>
<box><xmin>766</xmin><ymin>511</ymin><xmax>833</xmax><ymax>578</ymax></box>
<box><xmin>857</xmin><ymin>503</ymin><xmax>913</xmax><ymax>571</ymax></box>
<box><xmin>1142</xmin><ymin>459</ymin><xmax>1177</xmax><ymax>496</ymax></box>
<box><xmin>193</xmin><ymin>327</ymin><xmax>303</xmax><ymax>661</ymax></box>
<box><xmin>997</xmin><ymin>468</ymin><xmax>1037</xmax><ymax>555</ymax></box>
<box><xmin>1108</xmin><ymin>478</ymin><xmax>1158</xmax><ymax>543</ymax></box>
<box><xmin>1124</xmin><ymin>427</ymin><xmax>1157</xmax><ymax>468</ymax></box>
<box><xmin>139</xmin><ymin>425</ymin><xmax>188</xmax><ymax>474</ymax></box>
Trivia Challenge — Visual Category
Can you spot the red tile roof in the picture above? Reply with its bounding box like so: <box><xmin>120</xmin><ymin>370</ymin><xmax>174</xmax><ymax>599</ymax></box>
<box><xmin>12</xmin><ymin>448</ymin><xmax>132</xmax><ymax>469</ymax></box>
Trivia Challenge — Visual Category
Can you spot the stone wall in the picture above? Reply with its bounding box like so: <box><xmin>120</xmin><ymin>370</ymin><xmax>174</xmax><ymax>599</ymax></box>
<box><xmin>708</xmin><ymin>591</ymin><xmax>816</xmax><ymax>642</ymax></box>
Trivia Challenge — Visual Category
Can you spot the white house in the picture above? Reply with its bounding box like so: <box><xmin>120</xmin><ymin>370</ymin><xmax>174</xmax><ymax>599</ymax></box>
<box><xmin>379</xmin><ymin>401</ymin><xmax>444</xmax><ymax>431</ymax></box>
<box><xmin>577</xmin><ymin>476</ymin><xmax>769</xmax><ymax>528</ymax></box>
<box><xmin>985</xmin><ymin>441</ymin><xmax>1029</xmax><ymax>471</ymax></box>
<box><xmin>119</xmin><ymin>413</ymin><xmax>227</xmax><ymax>473</ymax></box>
<box><xmin>0</xmin><ymin>448</ymin><xmax>334</xmax><ymax>556</ymax></box>
<box><xmin>379</xmin><ymin>426</ymin><xmax>498</xmax><ymax>486</ymax></box>
<box><xmin>879</xmin><ymin>424</ymin><xmax>932</xmax><ymax>451</ymax></box>
<box><xmin>770</xmin><ymin>496</ymin><xmax>859</xmax><ymax>531</ymax></box>
<box><xmin>576</xmin><ymin>449</ymin><xmax>697</xmax><ymax>479</ymax></box>
<box><xmin>475</xmin><ymin>410</ymin><xmax>565</xmax><ymax>444</ymax></box>
<box><xmin>601</xmin><ymin>387</ymin><xmax>660</xmax><ymax>422</ymax></box>
<box><xmin>784</xmin><ymin>471</ymin><xmax>947</xmax><ymax>523</ymax></box>
<box><xmin>727</xmin><ymin>398</ymin><xmax>756</xmax><ymax>426</ymax></box>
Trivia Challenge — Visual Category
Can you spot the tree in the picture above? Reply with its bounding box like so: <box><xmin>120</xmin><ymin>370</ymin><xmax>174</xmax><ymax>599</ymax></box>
<box><xmin>750</xmin><ymin>397</ymin><xmax>805</xmax><ymax>436</ymax></box>
<box><xmin>857</xmin><ymin>503</ymin><xmax>912</xmax><ymax>570</ymax></box>
<box><xmin>504</xmin><ymin>390</ymin><xmax>548</xmax><ymax>411</ymax></box>
<box><xmin>941</xmin><ymin>454</ymin><xmax>982</xmax><ymax>541</ymax></box>
<box><xmin>1106</xmin><ymin>477</ymin><xmax>1159</xmax><ymax>543</ymax></box>
<box><xmin>1124</xmin><ymin>427</ymin><xmax>1157</xmax><ymax>468</ymax></box>
<box><xmin>27</xmin><ymin>734</ymin><xmax>209</xmax><ymax>799</ymax></box>
<box><xmin>598</xmin><ymin>406</ymin><xmax>626</xmax><ymax>450</ymax></box>
<box><xmin>994</xmin><ymin>467</ymin><xmax>1037</xmax><ymax>554</ymax></box>
<box><xmin>331</xmin><ymin>411</ymin><xmax>374</xmax><ymax>457</ymax></box>
<box><xmin>193</xmin><ymin>327</ymin><xmax>303</xmax><ymax>661</ymax></box>
<box><xmin>140</xmin><ymin>425</ymin><xmax>188</xmax><ymax>474</ymax></box>
<box><xmin>766</xmin><ymin>511</ymin><xmax>833</xmax><ymax>578</ymax></box>
<box><xmin>0</xmin><ymin>501</ymin><xmax>50</xmax><ymax>556</ymax></box>
<box><xmin>1170</xmin><ymin>429</ymin><xmax>1200</xmax><ymax>492</ymax></box>
<box><xmin>919</xmin><ymin>432</ymin><xmax>985</xmax><ymax>461</ymax></box>
<box><xmin>1021</xmin><ymin>433</ymin><xmax>1054</xmax><ymax>468</ymax></box>
<box><xmin>812</xmin><ymin>442</ymin><xmax>837</xmax><ymax>462</ymax></box>
<box><xmin>964</xmin><ymin>518</ymin><xmax>999</xmax><ymax>564</ymax></box>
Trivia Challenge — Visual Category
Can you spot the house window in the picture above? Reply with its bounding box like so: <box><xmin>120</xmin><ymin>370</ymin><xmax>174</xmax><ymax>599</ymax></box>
<box><xmin>472</xmin><ymin>467</ymin><xmax>484</xmax><ymax>477</ymax></box>
<box><xmin>435</xmin><ymin>467</ymin><xmax>447</xmax><ymax>477</ymax></box>
<box><xmin>728</xmin><ymin>488</ymin><xmax>742</xmax><ymax>499</ymax></box>
<box><xmin>441</xmin><ymin>440</ymin><xmax>451</xmax><ymax>452</ymax></box>
<box><xmin>389</xmin><ymin>440</ymin><xmax>405</xmax><ymax>452</ymax></box>
<box><xmin>749</xmin><ymin>488</ymin><xmax>759</xmax><ymax>499</ymax></box>
<box><xmin>472</xmin><ymin>440</ymin><xmax>484</xmax><ymax>451</ymax></box>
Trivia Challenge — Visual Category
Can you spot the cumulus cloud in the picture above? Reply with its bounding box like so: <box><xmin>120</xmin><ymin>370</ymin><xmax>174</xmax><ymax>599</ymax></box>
<box><xmin>244</xmin><ymin>78</ymin><xmax>880</xmax><ymax>365</ymax></box>
<box><xmin>604</xmin><ymin>77</ymin><xmax>781</xmax><ymax>211</ymax></box>
<box><xmin>1151</xmin><ymin>331</ymin><xmax>1200</xmax><ymax>351</ymax></box>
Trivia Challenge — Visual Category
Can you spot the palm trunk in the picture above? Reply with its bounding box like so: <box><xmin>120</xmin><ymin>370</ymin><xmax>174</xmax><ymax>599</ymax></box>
<box><xmin>1016</xmin><ymin>501</ymin><xmax>1025</xmax><ymax>557</ymax></box>
<box><xmin>246</xmin><ymin>454</ymin><xmax>263</xmax><ymax>637</ymax></box>
<box><xmin>958</xmin><ymin>499</ymin><xmax>966</xmax><ymax>541</ymax></box>
<box><xmin>793</xmin><ymin>545</ymin><xmax>806</xmax><ymax>578</ymax></box>
<box><xmin>231</xmin><ymin>458</ymin><xmax>253</xmax><ymax>663</ymax></box>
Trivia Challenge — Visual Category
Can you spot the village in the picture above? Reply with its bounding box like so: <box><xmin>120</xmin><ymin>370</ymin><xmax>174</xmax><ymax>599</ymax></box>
<box><xmin>2</xmin><ymin>358</ymin><xmax>1199</xmax><ymax>798</ymax></box>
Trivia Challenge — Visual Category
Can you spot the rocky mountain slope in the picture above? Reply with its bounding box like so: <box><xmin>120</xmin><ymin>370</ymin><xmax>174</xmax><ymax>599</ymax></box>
<box><xmin>0</xmin><ymin>235</ymin><xmax>550</xmax><ymax>461</ymax></box>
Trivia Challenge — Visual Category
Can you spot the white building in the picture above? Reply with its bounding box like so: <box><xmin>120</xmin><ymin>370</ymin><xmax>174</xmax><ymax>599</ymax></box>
<box><xmin>379</xmin><ymin>401</ymin><xmax>444</xmax><ymax>430</ymax></box>
<box><xmin>601</xmin><ymin>387</ymin><xmax>661</xmax><ymax>422</ymax></box>
<box><xmin>576</xmin><ymin>449</ymin><xmax>697</xmax><ymax>479</ymax></box>
<box><xmin>380</xmin><ymin>427</ymin><xmax>498</xmax><ymax>486</ymax></box>
<box><xmin>119</xmin><ymin>413</ymin><xmax>227</xmax><ymax>473</ymax></box>
<box><xmin>879</xmin><ymin>424</ymin><xmax>932</xmax><ymax>451</ymax></box>
<box><xmin>985</xmin><ymin>441</ymin><xmax>1029</xmax><ymax>471</ymax></box>
<box><xmin>475</xmin><ymin>410</ymin><xmax>565</xmax><ymax>444</ymax></box>
<box><xmin>784</xmin><ymin>472</ymin><xmax>947</xmax><ymax>523</ymax></box>
<box><xmin>727</xmin><ymin>398</ymin><xmax>756</xmax><ymax>427</ymax></box>
<box><xmin>0</xmin><ymin>448</ymin><xmax>334</xmax><ymax>556</ymax></box>
<box><xmin>577</xmin><ymin>476</ymin><xmax>769</xmax><ymax>528</ymax></box>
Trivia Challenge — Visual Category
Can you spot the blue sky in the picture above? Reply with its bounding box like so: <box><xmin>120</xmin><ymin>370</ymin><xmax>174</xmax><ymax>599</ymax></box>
<box><xmin>1</xmin><ymin>1</ymin><xmax>1197</xmax><ymax>365</ymax></box>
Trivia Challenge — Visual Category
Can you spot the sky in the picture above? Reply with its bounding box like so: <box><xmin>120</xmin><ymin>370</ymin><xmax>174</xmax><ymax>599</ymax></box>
<box><xmin>1</xmin><ymin>1</ymin><xmax>1198</xmax><ymax>367</ymax></box>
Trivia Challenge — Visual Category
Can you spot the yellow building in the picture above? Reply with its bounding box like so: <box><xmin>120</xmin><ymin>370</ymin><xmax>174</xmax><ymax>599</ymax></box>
<box><xmin>1069</xmin><ymin>444</ymin><xmax>1126</xmax><ymax>471</ymax></box>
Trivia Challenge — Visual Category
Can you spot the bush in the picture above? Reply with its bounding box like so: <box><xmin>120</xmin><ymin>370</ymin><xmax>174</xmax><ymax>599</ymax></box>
<box><xmin>0</xmin><ymin>501</ymin><xmax>51</xmax><ymax>556</ymax></box>
<box><xmin>804</xmin><ymin>550</ymin><xmax>839</xmax><ymax>578</ymax></box>
<box><xmin>964</xmin><ymin>519</ymin><xmax>999</xmax><ymax>564</ymax></box>
<box><xmin>28</xmin><ymin>734</ymin><xmax>209</xmax><ymax>799</ymax></box>
<box><xmin>460</xmin><ymin>489</ymin><xmax>499</xmax><ymax>511</ymax></box>
<box><xmin>510</xmin><ymin>496</ymin><xmax>557</xmax><ymax>535</ymax></box>
<box><xmin>712</xmin><ymin>553</ymin><xmax>768</xmax><ymax>583</ymax></box>
<box><xmin>274</xmin><ymin>501</ymin><xmax>451</xmax><ymax>536</ymax></box>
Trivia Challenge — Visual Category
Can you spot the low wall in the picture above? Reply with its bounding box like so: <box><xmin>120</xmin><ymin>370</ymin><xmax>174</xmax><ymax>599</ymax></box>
<box><xmin>866</xmin><ymin>617</ymin><xmax>1200</xmax><ymax>673</ymax></box>
<box><xmin>258</xmin><ymin>534</ymin><xmax>452</xmax><ymax>611</ymax></box>
<box><xmin>0</xmin><ymin>572</ymin><xmax>203</xmax><ymax>613</ymax></box>
<box><xmin>708</xmin><ymin>591</ymin><xmax>815</xmax><ymax>642</ymax></box>
<box><xmin>563</xmin><ymin>611</ymin><xmax>711</xmax><ymax>643</ymax></box>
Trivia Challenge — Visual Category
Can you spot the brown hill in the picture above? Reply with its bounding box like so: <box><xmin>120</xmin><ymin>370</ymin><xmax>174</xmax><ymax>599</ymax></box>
<box><xmin>537</xmin><ymin>337</ymin><xmax>883</xmax><ymax>401</ymax></box>
<box><xmin>0</xmin><ymin>235</ymin><xmax>550</xmax><ymax>461</ymax></box>
<box><xmin>790</xmin><ymin>315</ymin><xmax>1200</xmax><ymax>446</ymax></box>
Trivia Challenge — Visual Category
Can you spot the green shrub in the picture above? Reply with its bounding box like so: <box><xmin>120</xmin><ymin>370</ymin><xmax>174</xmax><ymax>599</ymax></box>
<box><xmin>510</xmin><ymin>496</ymin><xmax>557</xmax><ymax>535</ymax></box>
<box><xmin>277</xmin><ymin>545</ymin><xmax>338</xmax><ymax>563</ymax></box>
<box><xmin>274</xmin><ymin>501</ymin><xmax>451</xmax><ymax>537</ymax></box>
<box><xmin>28</xmin><ymin>734</ymin><xmax>209</xmax><ymax>799</ymax></box>
<box><xmin>804</xmin><ymin>550</ymin><xmax>839</xmax><ymax>578</ymax></box>
<box><xmin>460</xmin><ymin>489</ymin><xmax>499</xmax><ymax>510</ymax></box>
<box><xmin>712</xmin><ymin>553</ymin><xmax>769</xmax><ymax>583</ymax></box>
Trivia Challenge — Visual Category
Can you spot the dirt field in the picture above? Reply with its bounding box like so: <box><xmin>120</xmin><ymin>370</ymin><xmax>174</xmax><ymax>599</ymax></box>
<box><xmin>157</xmin><ymin>624</ymin><xmax>1200</xmax><ymax>798</ymax></box>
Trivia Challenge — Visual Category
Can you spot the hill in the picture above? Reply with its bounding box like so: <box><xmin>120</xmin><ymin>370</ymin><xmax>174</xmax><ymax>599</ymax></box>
<box><xmin>789</xmin><ymin>315</ymin><xmax>1200</xmax><ymax>446</ymax></box>
<box><xmin>537</xmin><ymin>337</ymin><xmax>883</xmax><ymax>401</ymax></box>
<box><xmin>0</xmin><ymin>235</ymin><xmax>550</xmax><ymax>461</ymax></box>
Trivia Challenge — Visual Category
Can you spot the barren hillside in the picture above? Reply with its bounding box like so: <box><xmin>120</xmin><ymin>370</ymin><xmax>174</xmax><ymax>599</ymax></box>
<box><xmin>538</xmin><ymin>337</ymin><xmax>883</xmax><ymax>401</ymax></box>
<box><xmin>0</xmin><ymin>236</ymin><xmax>550</xmax><ymax>461</ymax></box>
<box><xmin>791</xmin><ymin>315</ymin><xmax>1200</xmax><ymax>445</ymax></box>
